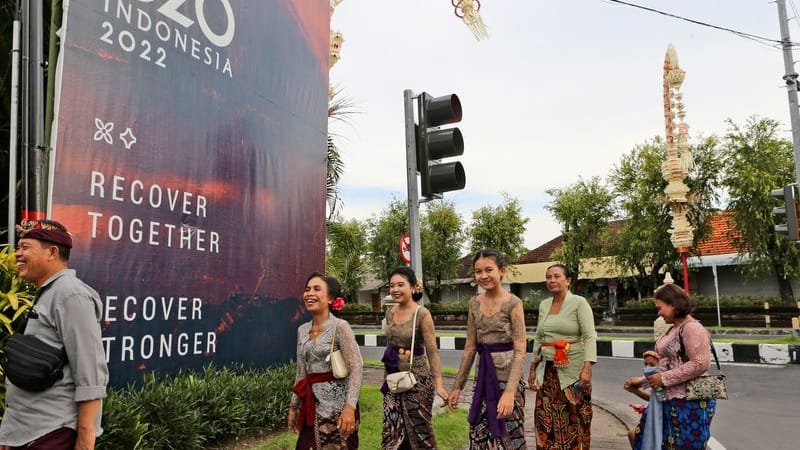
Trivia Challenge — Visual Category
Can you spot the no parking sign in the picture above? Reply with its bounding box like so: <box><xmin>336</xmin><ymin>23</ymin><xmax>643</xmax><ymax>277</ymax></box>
<box><xmin>400</xmin><ymin>233</ymin><xmax>411</xmax><ymax>264</ymax></box>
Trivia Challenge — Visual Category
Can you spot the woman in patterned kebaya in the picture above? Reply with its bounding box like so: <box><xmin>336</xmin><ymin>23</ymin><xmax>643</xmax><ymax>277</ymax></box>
<box><xmin>381</xmin><ymin>267</ymin><xmax>448</xmax><ymax>449</ymax></box>
<box><xmin>288</xmin><ymin>273</ymin><xmax>363</xmax><ymax>449</ymax></box>
<box><xmin>448</xmin><ymin>249</ymin><xmax>527</xmax><ymax>449</ymax></box>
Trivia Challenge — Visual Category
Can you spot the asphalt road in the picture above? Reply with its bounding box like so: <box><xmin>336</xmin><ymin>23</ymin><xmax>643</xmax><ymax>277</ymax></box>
<box><xmin>360</xmin><ymin>347</ymin><xmax>800</xmax><ymax>450</ymax></box>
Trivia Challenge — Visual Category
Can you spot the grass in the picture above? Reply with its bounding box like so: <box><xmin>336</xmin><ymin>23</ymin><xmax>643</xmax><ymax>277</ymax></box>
<box><xmin>256</xmin><ymin>385</ymin><xmax>469</xmax><ymax>450</ymax></box>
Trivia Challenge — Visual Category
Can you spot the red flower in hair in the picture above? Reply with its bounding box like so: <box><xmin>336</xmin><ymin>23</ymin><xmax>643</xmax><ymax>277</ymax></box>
<box><xmin>331</xmin><ymin>297</ymin><xmax>345</xmax><ymax>312</ymax></box>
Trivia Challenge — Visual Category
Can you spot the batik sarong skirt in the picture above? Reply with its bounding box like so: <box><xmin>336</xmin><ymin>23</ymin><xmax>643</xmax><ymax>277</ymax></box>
<box><xmin>633</xmin><ymin>397</ymin><xmax>716</xmax><ymax>450</ymax></box>
<box><xmin>382</xmin><ymin>374</ymin><xmax>437</xmax><ymax>450</ymax></box>
<box><xmin>534</xmin><ymin>362</ymin><xmax>593</xmax><ymax>450</ymax></box>
<box><xmin>467</xmin><ymin>380</ymin><xmax>526</xmax><ymax>450</ymax></box>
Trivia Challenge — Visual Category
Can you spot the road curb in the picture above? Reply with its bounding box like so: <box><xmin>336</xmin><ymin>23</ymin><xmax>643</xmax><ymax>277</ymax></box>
<box><xmin>354</xmin><ymin>334</ymin><xmax>800</xmax><ymax>365</ymax></box>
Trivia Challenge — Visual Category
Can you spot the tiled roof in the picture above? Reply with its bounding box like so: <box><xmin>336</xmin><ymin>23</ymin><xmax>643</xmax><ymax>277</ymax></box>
<box><xmin>515</xmin><ymin>213</ymin><xmax>739</xmax><ymax>264</ymax></box>
<box><xmin>514</xmin><ymin>235</ymin><xmax>564</xmax><ymax>264</ymax></box>
<box><xmin>694</xmin><ymin>212</ymin><xmax>739</xmax><ymax>256</ymax></box>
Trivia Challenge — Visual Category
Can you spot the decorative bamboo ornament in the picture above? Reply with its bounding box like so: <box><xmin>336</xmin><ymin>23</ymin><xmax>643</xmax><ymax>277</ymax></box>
<box><xmin>453</xmin><ymin>0</ymin><xmax>489</xmax><ymax>41</ymax></box>
<box><xmin>662</xmin><ymin>44</ymin><xmax>695</xmax><ymax>251</ymax></box>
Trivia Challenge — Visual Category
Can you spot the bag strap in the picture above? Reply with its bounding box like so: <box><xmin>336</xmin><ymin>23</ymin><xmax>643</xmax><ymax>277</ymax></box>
<box><xmin>329</xmin><ymin>319</ymin><xmax>340</xmax><ymax>358</ymax></box>
<box><xmin>408</xmin><ymin>306</ymin><xmax>421</xmax><ymax>366</ymax></box>
<box><xmin>12</xmin><ymin>281</ymin><xmax>55</xmax><ymax>335</ymax></box>
<box><xmin>678</xmin><ymin>321</ymin><xmax>722</xmax><ymax>373</ymax></box>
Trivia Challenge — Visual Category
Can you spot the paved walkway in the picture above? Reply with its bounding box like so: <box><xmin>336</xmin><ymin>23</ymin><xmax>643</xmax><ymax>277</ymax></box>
<box><xmin>362</xmin><ymin>367</ymin><xmax>630</xmax><ymax>449</ymax></box>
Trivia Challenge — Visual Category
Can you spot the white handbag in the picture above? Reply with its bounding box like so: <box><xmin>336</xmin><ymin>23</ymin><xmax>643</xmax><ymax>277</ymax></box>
<box><xmin>326</xmin><ymin>320</ymin><xmax>349</xmax><ymax>379</ymax></box>
<box><xmin>385</xmin><ymin>306</ymin><xmax>420</xmax><ymax>394</ymax></box>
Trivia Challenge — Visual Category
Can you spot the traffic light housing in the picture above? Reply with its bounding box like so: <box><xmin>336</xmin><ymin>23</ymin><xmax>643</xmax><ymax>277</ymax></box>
<box><xmin>416</xmin><ymin>93</ymin><xmax>466</xmax><ymax>199</ymax></box>
<box><xmin>772</xmin><ymin>184</ymin><xmax>799</xmax><ymax>241</ymax></box>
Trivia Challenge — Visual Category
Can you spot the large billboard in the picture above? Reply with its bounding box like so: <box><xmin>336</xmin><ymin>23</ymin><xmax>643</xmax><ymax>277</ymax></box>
<box><xmin>49</xmin><ymin>0</ymin><xmax>329</xmax><ymax>385</ymax></box>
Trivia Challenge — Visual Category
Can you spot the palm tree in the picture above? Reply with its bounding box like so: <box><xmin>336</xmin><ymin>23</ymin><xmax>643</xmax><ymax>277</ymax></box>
<box><xmin>326</xmin><ymin>87</ymin><xmax>355</xmax><ymax>223</ymax></box>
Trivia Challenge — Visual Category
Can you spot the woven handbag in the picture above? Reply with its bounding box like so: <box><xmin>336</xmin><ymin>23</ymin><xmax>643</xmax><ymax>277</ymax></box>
<box><xmin>678</xmin><ymin>323</ymin><xmax>728</xmax><ymax>400</ymax></box>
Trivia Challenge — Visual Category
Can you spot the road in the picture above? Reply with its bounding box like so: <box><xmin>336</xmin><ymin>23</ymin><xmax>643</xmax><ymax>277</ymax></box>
<box><xmin>360</xmin><ymin>347</ymin><xmax>800</xmax><ymax>450</ymax></box>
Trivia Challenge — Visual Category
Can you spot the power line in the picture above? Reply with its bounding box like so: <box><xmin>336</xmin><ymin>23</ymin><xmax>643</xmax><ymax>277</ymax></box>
<box><xmin>601</xmin><ymin>0</ymin><xmax>796</xmax><ymax>48</ymax></box>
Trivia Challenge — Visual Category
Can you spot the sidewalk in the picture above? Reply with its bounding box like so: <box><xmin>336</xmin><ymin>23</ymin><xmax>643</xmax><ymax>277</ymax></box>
<box><xmin>362</xmin><ymin>367</ymin><xmax>630</xmax><ymax>449</ymax></box>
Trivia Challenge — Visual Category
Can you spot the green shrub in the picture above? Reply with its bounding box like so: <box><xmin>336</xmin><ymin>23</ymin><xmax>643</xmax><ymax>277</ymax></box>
<box><xmin>97</xmin><ymin>391</ymin><xmax>149</xmax><ymax>449</ymax></box>
<box><xmin>0</xmin><ymin>244</ymin><xmax>37</xmax><ymax>420</ymax></box>
<box><xmin>621</xmin><ymin>294</ymin><xmax>787</xmax><ymax>309</ymax></box>
<box><xmin>97</xmin><ymin>364</ymin><xmax>295</xmax><ymax>450</ymax></box>
<box><xmin>342</xmin><ymin>302</ymin><xmax>372</xmax><ymax>312</ymax></box>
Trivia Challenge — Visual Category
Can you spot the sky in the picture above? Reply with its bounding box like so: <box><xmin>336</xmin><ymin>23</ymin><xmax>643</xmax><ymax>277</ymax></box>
<box><xmin>327</xmin><ymin>0</ymin><xmax>794</xmax><ymax>252</ymax></box>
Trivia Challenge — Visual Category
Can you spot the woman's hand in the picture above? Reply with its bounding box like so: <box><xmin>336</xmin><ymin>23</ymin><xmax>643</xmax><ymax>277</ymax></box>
<box><xmin>624</xmin><ymin>377</ymin><xmax>642</xmax><ymax>393</ymax></box>
<box><xmin>338</xmin><ymin>404</ymin><xmax>357</xmax><ymax>438</ymax></box>
<box><xmin>447</xmin><ymin>388</ymin><xmax>461</xmax><ymax>411</ymax></box>
<box><xmin>497</xmin><ymin>391</ymin><xmax>515</xmax><ymax>419</ymax></box>
<box><xmin>579</xmin><ymin>364</ymin><xmax>592</xmax><ymax>389</ymax></box>
<box><xmin>287</xmin><ymin>407</ymin><xmax>299</xmax><ymax>433</ymax></box>
<box><xmin>436</xmin><ymin>384</ymin><xmax>449</xmax><ymax>403</ymax></box>
<box><xmin>646</xmin><ymin>372</ymin><xmax>663</xmax><ymax>389</ymax></box>
<box><xmin>528</xmin><ymin>364</ymin><xmax>539</xmax><ymax>391</ymax></box>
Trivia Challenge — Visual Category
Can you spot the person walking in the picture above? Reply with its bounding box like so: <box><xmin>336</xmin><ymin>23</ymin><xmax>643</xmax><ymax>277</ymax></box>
<box><xmin>448</xmin><ymin>249</ymin><xmax>527</xmax><ymax>450</ymax></box>
<box><xmin>288</xmin><ymin>273</ymin><xmax>363</xmax><ymax>449</ymax></box>
<box><xmin>624</xmin><ymin>283</ymin><xmax>717</xmax><ymax>450</ymax></box>
<box><xmin>528</xmin><ymin>263</ymin><xmax>597</xmax><ymax>450</ymax></box>
<box><xmin>0</xmin><ymin>219</ymin><xmax>109</xmax><ymax>450</ymax></box>
<box><xmin>381</xmin><ymin>267</ymin><xmax>448</xmax><ymax>449</ymax></box>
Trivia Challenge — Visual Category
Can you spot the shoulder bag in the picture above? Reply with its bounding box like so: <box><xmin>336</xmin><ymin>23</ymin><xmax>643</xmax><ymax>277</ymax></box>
<box><xmin>0</xmin><ymin>307</ymin><xmax>68</xmax><ymax>392</ymax></box>
<box><xmin>326</xmin><ymin>319</ymin><xmax>349</xmax><ymax>379</ymax></box>
<box><xmin>385</xmin><ymin>306</ymin><xmax>421</xmax><ymax>394</ymax></box>
<box><xmin>678</xmin><ymin>322</ymin><xmax>728</xmax><ymax>400</ymax></box>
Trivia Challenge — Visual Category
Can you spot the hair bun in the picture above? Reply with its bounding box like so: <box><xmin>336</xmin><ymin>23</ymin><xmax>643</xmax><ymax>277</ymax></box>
<box><xmin>412</xmin><ymin>291</ymin><xmax>423</xmax><ymax>302</ymax></box>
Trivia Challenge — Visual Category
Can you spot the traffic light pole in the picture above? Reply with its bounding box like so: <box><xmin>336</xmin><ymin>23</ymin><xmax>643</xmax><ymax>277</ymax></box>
<box><xmin>777</xmin><ymin>0</ymin><xmax>800</xmax><ymax>186</ymax></box>
<box><xmin>403</xmin><ymin>89</ymin><xmax>424</xmax><ymax>299</ymax></box>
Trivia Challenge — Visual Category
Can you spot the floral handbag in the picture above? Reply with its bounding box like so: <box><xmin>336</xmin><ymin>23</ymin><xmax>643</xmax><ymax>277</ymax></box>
<box><xmin>679</xmin><ymin>324</ymin><xmax>728</xmax><ymax>400</ymax></box>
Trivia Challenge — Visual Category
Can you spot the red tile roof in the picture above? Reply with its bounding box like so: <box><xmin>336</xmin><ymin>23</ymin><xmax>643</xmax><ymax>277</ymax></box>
<box><xmin>694</xmin><ymin>212</ymin><xmax>739</xmax><ymax>256</ymax></box>
<box><xmin>514</xmin><ymin>235</ymin><xmax>564</xmax><ymax>264</ymax></box>
<box><xmin>515</xmin><ymin>212</ymin><xmax>739</xmax><ymax>264</ymax></box>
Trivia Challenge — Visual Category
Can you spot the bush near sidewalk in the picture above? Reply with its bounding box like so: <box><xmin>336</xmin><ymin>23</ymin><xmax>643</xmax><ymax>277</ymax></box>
<box><xmin>0</xmin><ymin>245</ymin><xmax>37</xmax><ymax>420</ymax></box>
<box><xmin>98</xmin><ymin>364</ymin><xmax>295</xmax><ymax>450</ymax></box>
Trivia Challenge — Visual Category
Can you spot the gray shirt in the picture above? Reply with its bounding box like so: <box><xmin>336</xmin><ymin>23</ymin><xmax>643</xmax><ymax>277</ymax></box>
<box><xmin>0</xmin><ymin>269</ymin><xmax>109</xmax><ymax>446</ymax></box>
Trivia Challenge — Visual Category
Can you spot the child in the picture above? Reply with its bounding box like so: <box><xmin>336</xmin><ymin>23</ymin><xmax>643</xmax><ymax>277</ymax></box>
<box><xmin>624</xmin><ymin>350</ymin><xmax>663</xmax><ymax>448</ymax></box>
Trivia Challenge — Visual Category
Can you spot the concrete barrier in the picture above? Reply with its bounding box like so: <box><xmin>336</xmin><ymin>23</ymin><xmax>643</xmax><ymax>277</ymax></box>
<box><xmin>354</xmin><ymin>334</ymin><xmax>799</xmax><ymax>365</ymax></box>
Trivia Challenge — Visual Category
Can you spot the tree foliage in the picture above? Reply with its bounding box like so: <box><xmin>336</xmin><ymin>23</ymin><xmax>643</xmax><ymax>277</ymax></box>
<box><xmin>545</xmin><ymin>177</ymin><xmax>614</xmax><ymax>280</ymax></box>
<box><xmin>468</xmin><ymin>194</ymin><xmax>529</xmax><ymax>263</ymax></box>
<box><xmin>608</xmin><ymin>136</ymin><xmax>722</xmax><ymax>293</ymax></box>
<box><xmin>721</xmin><ymin>116</ymin><xmax>799</xmax><ymax>301</ymax></box>
<box><xmin>421</xmin><ymin>200</ymin><xmax>464</xmax><ymax>302</ymax></box>
<box><xmin>326</xmin><ymin>219</ymin><xmax>368</xmax><ymax>301</ymax></box>
<box><xmin>367</xmin><ymin>199</ymin><xmax>409</xmax><ymax>282</ymax></box>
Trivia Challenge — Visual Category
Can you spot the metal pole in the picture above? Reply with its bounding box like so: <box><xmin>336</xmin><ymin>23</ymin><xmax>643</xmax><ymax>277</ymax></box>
<box><xmin>404</xmin><ymin>89</ymin><xmax>424</xmax><ymax>305</ymax></box>
<box><xmin>27</xmin><ymin>0</ymin><xmax>46</xmax><ymax>219</ymax></box>
<box><xmin>20</xmin><ymin>0</ymin><xmax>30</xmax><ymax>218</ymax></box>
<box><xmin>8</xmin><ymin>18</ymin><xmax>22</xmax><ymax>242</ymax></box>
<box><xmin>777</xmin><ymin>0</ymin><xmax>800</xmax><ymax>186</ymax></box>
<box><xmin>712</xmin><ymin>264</ymin><xmax>722</xmax><ymax>327</ymax></box>
<box><xmin>681</xmin><ymin>252</ymin><xmax>689</xmax><ymax>293</ymax></box>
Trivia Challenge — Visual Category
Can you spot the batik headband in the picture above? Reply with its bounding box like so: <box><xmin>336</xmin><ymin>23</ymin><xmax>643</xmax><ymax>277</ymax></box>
<box><xmin>16</xmin><ymin>219</ymin><xmax>73</xmax><ymax>248</ymax></box>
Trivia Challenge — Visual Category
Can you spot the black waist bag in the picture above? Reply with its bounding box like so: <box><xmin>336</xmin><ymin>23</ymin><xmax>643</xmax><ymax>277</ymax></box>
<box><xmin>1</xmin><ymin>333</ymin><xmax>67</xmax><ymax>392</ymax></box>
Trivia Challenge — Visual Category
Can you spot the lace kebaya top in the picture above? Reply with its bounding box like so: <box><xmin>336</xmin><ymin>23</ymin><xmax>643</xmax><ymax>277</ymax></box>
<box><xmin>453</xmin><ymin>294</ymin><xmax>527</xmax><ymax>394</ymax></box>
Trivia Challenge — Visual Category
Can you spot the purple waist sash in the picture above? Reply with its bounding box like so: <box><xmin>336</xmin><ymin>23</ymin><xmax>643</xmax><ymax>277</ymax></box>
<box><xmin>381</xmin><ymin>346</ymin><xmax>425</xmax><ymax>395</ymax></box>
<box><xmin>468</xmin><ymin>341</ymin><xmax>515</xmax><ymax>439</ymax></box>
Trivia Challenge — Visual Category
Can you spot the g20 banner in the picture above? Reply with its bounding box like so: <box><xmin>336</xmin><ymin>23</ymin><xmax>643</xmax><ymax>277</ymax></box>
<box><xmin>49</xmin><ymin>0</ymin><xmax>329</xmax><ymax>385</ymax></box>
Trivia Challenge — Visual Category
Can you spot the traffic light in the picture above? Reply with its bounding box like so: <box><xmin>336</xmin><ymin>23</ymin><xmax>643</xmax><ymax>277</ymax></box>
<box><xmin>416</xmin><ymin>93</ymin><xmax>466</xmax><ymax>199</ymax></box>
<box><xmin>772</xmin><ymin>184</ymin><xmax>799</xmax><ymax>241</ymax></box>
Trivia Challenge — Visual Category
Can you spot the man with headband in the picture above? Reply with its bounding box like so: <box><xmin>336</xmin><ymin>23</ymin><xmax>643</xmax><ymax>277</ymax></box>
<box><xmin>0</xmin><ymin>220</ymin><xmax>108</xmax><ymax>450</ymax></box>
